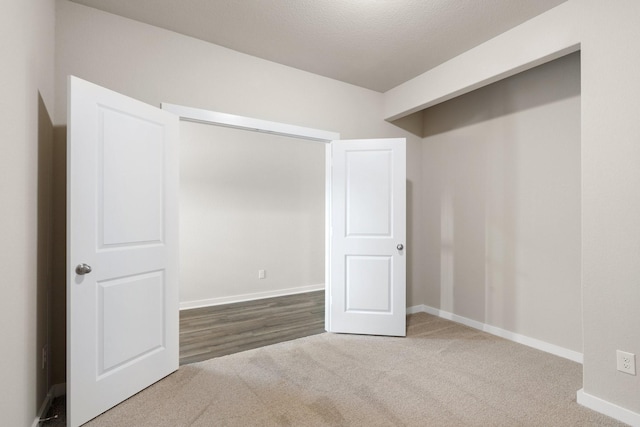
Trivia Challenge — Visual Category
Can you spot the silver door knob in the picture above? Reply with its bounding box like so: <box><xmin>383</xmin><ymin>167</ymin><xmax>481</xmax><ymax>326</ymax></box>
<box><xmin>397</xmin><ymin>244</ymin><xmax>404</xmax><ymax>250</ymax></box>
<box><xmin>75</xmin><ymin>263</ymin><xmax>92</xmax><ymax>275</ymax></box>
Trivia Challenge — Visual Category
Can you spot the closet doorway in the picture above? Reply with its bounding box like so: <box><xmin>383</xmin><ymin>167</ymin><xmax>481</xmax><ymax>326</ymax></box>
<box><xmin>177</xmin><ymin>114</ymin><xmax>328</xmax><ymax>363</ymax></box>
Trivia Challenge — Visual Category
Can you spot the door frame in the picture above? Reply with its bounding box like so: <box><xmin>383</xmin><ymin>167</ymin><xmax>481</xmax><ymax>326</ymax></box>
<box><xmin>161</xmin><ymin>103</ymin><xmax>340</xmax><ymax>330</ymax></box>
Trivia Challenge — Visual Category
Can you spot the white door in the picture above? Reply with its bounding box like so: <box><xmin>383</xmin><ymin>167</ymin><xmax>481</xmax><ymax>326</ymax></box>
<box><xmin>327</xmin><ymin>138</ymin><xmax>406</xmax><ymax>336</ymax></box>
<box><xmin>67</xmin><ymin>76</ymin><xmax>180</xmax><ymax>427</ymax></box>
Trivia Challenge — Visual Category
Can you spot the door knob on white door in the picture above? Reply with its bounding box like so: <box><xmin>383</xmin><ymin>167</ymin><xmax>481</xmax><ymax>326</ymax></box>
<box><xmin>397</xmin><ymin>244</ymin><xmax>404</xmax><ymax>250</ymax></box>
<box><xmin>75</xmin><ymin>263</ymin><xmax>92</xmax><ymax>275</ymax></box>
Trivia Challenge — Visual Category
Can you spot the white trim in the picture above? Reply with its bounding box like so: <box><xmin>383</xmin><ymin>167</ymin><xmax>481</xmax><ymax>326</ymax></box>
<box><xmin>179</xmin><ymin>284</ymin><xmax>325</xmax><ymax>310</ymax></box>
<box><xmin>161</xmin><ymin>103</ymin><xmax>340</xmax><ymax>142</ymax></box>
<box><xmin>577</xmin><ymin>389</ymin><xmax>640</xmax><ymax>426</ymax></box>
<box><xmin>161</xmin><ymin>103</ymin><xmax>339</xmax><ymax>337</ymax></box>
<box><xmin>32</xmin><ymin>383</ymin><xmax>66</xmax><ymax>427</ymax></box>
<box><xmin>407</xmin><ymin>304</ymin><xmax>583</xmax><ymax>364</ymax></box>
<box><xmin>407</xmin><ymin>304</ymin><xmax>428</xmax><ymax>315</ymax></box>
<box><xmin>324</xmin><ymin>143</ymin><xmax>332</xmax><ymax>332</ymax></box>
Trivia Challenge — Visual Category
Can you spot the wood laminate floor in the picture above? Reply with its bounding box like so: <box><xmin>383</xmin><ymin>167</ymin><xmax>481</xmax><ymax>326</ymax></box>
<box><xmin>179</xmin><ymin>290</ymin><xmax>325</xmax><ymax>365</ymax></box>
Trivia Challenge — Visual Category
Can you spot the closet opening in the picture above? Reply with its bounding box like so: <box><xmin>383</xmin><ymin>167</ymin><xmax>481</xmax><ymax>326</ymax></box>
<box><xmin>169</xmin><ymin>104</ymin><xmax>337</xmax><ymax>363</ymax></box>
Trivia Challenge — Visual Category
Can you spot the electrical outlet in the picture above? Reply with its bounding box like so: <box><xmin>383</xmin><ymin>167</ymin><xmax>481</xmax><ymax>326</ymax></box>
<box><xmin>258</xmin><ymin>269</ymin><xmax>266</xmax><ymax>279</ymax></box>
<box><xmin>616</xmin><ymin>350</ymin><xmax>636</xmax><ymax>375</ymax></box>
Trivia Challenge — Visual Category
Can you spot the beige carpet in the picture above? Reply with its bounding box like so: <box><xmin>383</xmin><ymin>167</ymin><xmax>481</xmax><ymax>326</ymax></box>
<box><xmin>86</xmin><ymin>313</ymin><xmax>625</xmax><ymax>426</ymax></box>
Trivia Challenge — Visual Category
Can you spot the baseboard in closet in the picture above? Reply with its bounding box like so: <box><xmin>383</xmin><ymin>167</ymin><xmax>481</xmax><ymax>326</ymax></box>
<box><xmin>180</xmin><ymin>283</ymin><xmax>324</xmax><ymax>310</ymax></box>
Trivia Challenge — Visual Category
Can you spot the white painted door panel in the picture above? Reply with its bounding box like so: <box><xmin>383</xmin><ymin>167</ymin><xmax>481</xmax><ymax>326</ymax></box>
<box><xmin>327</xmin><ymin>138</ymin><xmax>406</xmax><ymax>336</ymax></box>
<box><xmin>67</xmin><ymin>76</ymin><xmax>179</xmax><ymax>427</ymax></box>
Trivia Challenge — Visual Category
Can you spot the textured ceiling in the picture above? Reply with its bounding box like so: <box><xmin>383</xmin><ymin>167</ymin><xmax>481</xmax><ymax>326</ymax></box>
<box><xmin>69</xmin><ymin>0</ymin><xmax>567</xmax><ymax>92</ymax></box>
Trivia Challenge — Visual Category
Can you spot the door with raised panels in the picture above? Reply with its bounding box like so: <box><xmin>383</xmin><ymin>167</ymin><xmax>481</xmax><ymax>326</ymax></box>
<box><xmin>67</xmin><ymin>76</ymin><xmax>179</xmax><ymax>427</ymax></box>
<box><xmin>327</xmin><ymin>138</ymin><xmax>406</xmax><ymax>336</ymax></box>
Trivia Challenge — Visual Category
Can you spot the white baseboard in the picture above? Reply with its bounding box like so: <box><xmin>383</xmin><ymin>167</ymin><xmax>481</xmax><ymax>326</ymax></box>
<box><xmin>32</xmin><ymin>382</ymin><xmax>66</xmax><ymax>427</ymax></box>
<box><xmin>407</xmin><ymin>304</ymin><xmax>583</xmax><ymax>364</ymax></box>
<box><xmin>180</xmin><ymin>284</ymin><xmax>325</xmax><ymax>310</ymax></box>
<box><xmin>407</xmin><ymin>304</ymin><xmax>428</xmax><ymax>315</ymax></box>
<box><xmin>577</xmin><ymin>389</ymin><xmax>640</xmax><ymax>426</ymax></box>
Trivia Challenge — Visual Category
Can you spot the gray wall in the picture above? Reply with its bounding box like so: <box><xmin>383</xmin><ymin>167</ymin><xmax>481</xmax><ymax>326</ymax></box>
<box><xmin>580</xmin><ymin>0</ymin><xmax>640</xmax><ymax>413</ymax></box>
<box><xmin>0</xmin><ymin>1</ymin><xmax>56</xmax><ymax>426</ymax></box>
<box><xmin>421</xmin><ymin>53</ymin><xmax>581</xmax><ymax>351</ymax></box>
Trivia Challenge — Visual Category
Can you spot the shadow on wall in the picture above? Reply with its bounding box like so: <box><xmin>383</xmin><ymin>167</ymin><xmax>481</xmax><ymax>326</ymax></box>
<box><xmin>51</xmin><ymin>125</ymin><xmax>67</xmax><ymax>389</ymax></box>
<box><xmin>418</xmin><ymin>52</ymin><xmax>582</xmax><ymax>351</ymax></box>
<box><xmin>406</xmin><ymin>180</ymin><xmax>414</xmax><ymax>305</ymax></box>
<box><xmin>391</xmin><ymin>111</ymin><xmax>424</xmax><ymax>137</ymax></box>
<box><xmin>37</xmin><ymin>93</ymin><xmax>54</xmax><ymax>409</ymax></box>
<box><xmin>390</xmin><ymin>53</ymin><xmax>581</xmax><ymax>139</ymax></box>
<box><xmin>422</xmin><ymin>53</ymin><xmax>581</xmax><ymax>138</ymax></box>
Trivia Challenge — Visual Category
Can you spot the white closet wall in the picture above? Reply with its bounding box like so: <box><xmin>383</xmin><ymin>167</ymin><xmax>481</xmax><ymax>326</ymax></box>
<box><xmin>179</xmin><ymin>122</ymin><xmax>325</xmax><ymax>307</ymax></box>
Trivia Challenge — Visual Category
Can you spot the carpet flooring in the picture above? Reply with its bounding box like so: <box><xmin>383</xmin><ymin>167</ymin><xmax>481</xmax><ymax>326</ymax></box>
<box><xmin>82</xmin><ymin>313</ymin><xmax>625</xmax><ymax>426</ymax></box>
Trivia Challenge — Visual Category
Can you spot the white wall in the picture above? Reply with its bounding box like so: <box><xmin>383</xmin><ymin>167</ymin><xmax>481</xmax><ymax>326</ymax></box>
<box><xmin>179</xmin><ymin>122</ymin><xmax>325</xmax><ymax>306</ymax></box>
<box><xmin>421</xmin><ymin>53</ymin><xmax>581</xmax><ymax>352</ymax></box>
<box><xmin>54</xmin><ymin>0</ymin><xmax>425</xmax><ymax>308</ymax></box>
<box><xmin>0</xmin><ymin>1</ymin><xmax>56</xmax><ymax>426</ymax></box>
